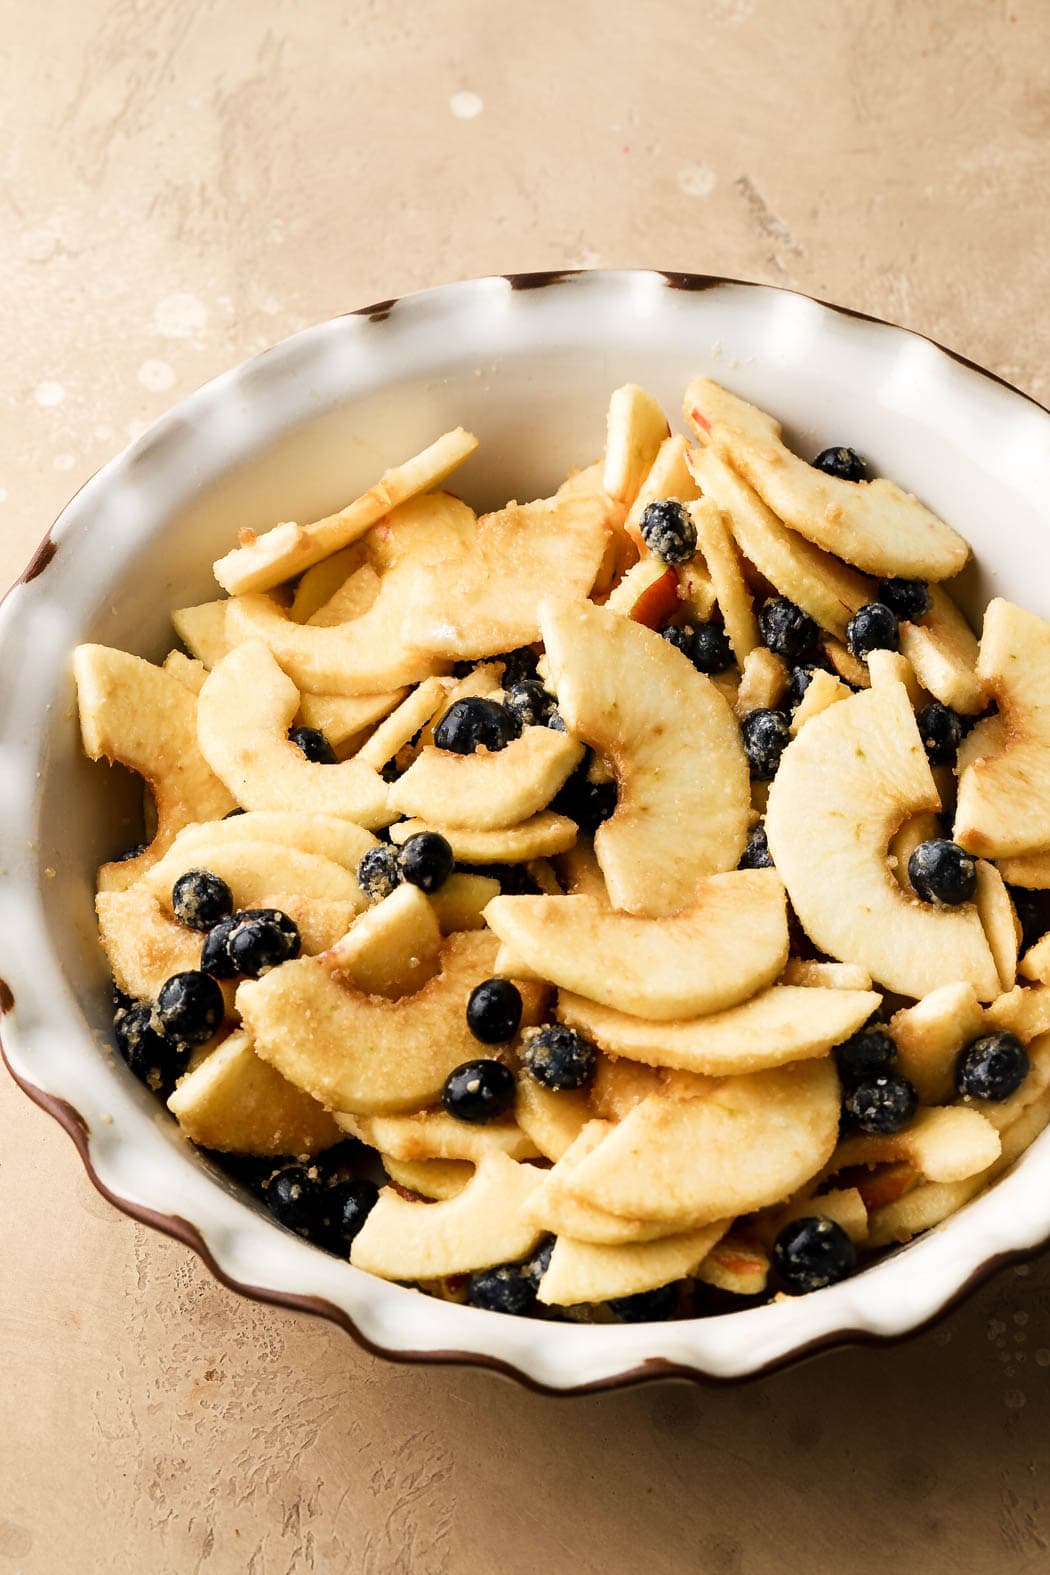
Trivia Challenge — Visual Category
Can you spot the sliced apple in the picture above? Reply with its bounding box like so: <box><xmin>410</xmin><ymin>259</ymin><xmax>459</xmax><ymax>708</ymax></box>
<box><xmin>537</xmin><ymin>1221</ymin><xmax>729</xmax><ymax>1307</ymax></box>
<box><xmin>603</xmin><ymin>559</ymin><xmax>678</xmax><ymax>627</ymax></box>
<box><xmin>556</xmin><ymin>839</ymin><xmax>610</xmax><ymax>905</ymax></box>
<box><xmin>688</xmin><ymin>498</ymin><xmax>758</xmax><ymax>663</ymax></box>
<box><xmin>765</xmin><ymin>680</ymin><xmax>1000</xmax><ymax>1000</ymax></box>
<box><xmin>773</xmin><ymin>1186</ymin><xmax>869</xmax><ymax>1245</ymax></box>
<box><xmin>73</xmin><ymin>644</ymin><xmax>236</xmax><ymax>893</ymax></box>
<box><xmin>323</xmin><ymin>884</ymin><xmax>443</xmax><ymax>997</ymax></box>
<box><xmin>557</xmin><ymin>982</ymin><xmax>879</xmax><ymax>1074</ymax></box>
<box><xmin>694</xmin><ymin>1234</ymin><xmax>771</xmax><ymax>1295</ymax></box>
<box><xmin>289</xmin><ymin>541</ymin><xmax>370</xmax><ymax>622</ymax></box>
<box><xmin>97</xmin><ymin>886</ymin><xmax>206</xmax><ymax>1000</ymax></box>
<box><xmin>540</xmin><ymin>597</ymin><xmax>749</xmax><ymax>915</ymax></box>
<box><xmin>956</xmin><ymin>599</ymin><xmax>1050</xmax><ymax>857</ymax></box>
<box><xmin>624</xmin><ymin>433</ymin><xmax>700</xmax><ymax>546</ymax></box>
<box><xmin>171</xmin><ymin>600</ymin><xmax>232</xmax><ymax>667</ymax></box>
<box><xmin>163</xmin><ymin>650</ymin><xmax>208</xmax><ymax>694</ymax></box>
<box><xmin>866</xmin><ymin>647</ymin><xmax>923</xmax><ymax>708</ymax></box>
<box><xmin>566</xmin><ymin>1059</ymin><xmax>840</xmax><ymax>1223</ymax></box>
<box><xmin>297</xmin><ymin>689</ymin><xmax>407</xmax><ymax>753</ymax></box>
<box><xmin>388</xmin><ymin>812</ymin><xmax>577</xmax><ymax>863</ymax></box>
<box><xmin>789</xmin><ymin>668</ymin><xmax>850</xmax><ymax>734</ymax></box>
<box><xmin>401</xmin><ymin>491</ymin><xmax>614</xmax><ymax>660</ymax></box>
<box><xmin>821</xmin><ymin>633</ymin><xmax>869</xmax><ymax>689</ymax></box>
<box><xmin>240</xmin><ymin>930</ymin><xmax>518</xmax><ymax>1115</ymax></box>
<box><xmin>212</xmin><ymin>427</ymin><xmax>478</xmax><ymax>595</ymax></box>
<box><xmin>687</xmin><ymin>442</ymin><xmax>873</xmax><ymax>636</ymax></box>
<box><xmin>998</xmin><ymin>850</ymin><xmax>1050</xmax><ymax>890</ymax></box>
<box><xmin>984</xmin><ymin>984</ymin><xmax>1050</xmax><ymax>1044</ymax></box>
<box><xmin>1020</xmin><ymin>933</ymin><xmax>1050</xmax><ymax>984</ymax></box>
<box><xmin>167</xmin><ymin>1029</ymin><xmax>340</xmax><ymax>1155</ymax></box>
<box><xmin>735</xmin><ymin>647</ymin><xmax>789</xmax><ymax>717</ymax></box>
<box><xmin>143</xmin><ymin>837</ymin><xmax>362</xmax><ymax>908</ymax></box>
<box><xmin>780</xmin><ymin>959</ymin><xmax>874</xmax><ymax>990</ymax></box>
<box><xmin>336</xmin><ymin>1108</ymin><xmax>538</xmax><ymax>1163</ymax></box>
<box><xmin>196</xmin><ymin>640</ymin><xmax>390</xmax><ymax>827</ymax></box>
<box><xmin>163</xmin><ymin>810</ymin><xmax>376</xmax><ymax>875</ymax></box>
<box><xmin>602</xmin><ymin>384</ymin><xmax>670</xmax><ymax>507</ymax></box>
<box><xmin>976</xmin><ymin>860</ymin><xmax>1020</xmax><ymax>993</ymax></box>
<box><xmin>381</xmin><ymin>1156</ymin><xmax>473</xmax><ymax>1201</ymax></box>
<box><xmin>388</xmin><ymin>727</ymin><xmax>583</xmax><ymax>831</ymax></box>
<box><xmin>832</xmin><ymin>1105</ymin><xmax>1001</xmax><ymax>1183</ymax></box>
<box><xmin>485</xmin><ymin>870</ymin><xmax>788</xmax><ymax>1020</ymax></box>
<box><xmin>684</xmin><ymin>377</ymin><xmax>970</xmax><ymax>579</ymax></box>
<box><xmin>524</xmin><ymin>1123</ymin><xmax>698</xmax><ymax>1246</ymax></box>
<box><xmin>428</xmin><ymin>873</ymin><xmax>502</xmax><ymax>932</ymax></box>
<box><xmin>589</xmin><ymin>1056</ymin><xmax>664</xmax><ymax>1121</ymax></box>
<box><xmin>514</xmin><ymin>1075</ymin><xmax>592</xmax><ymax>1161</ymax></box>
<box><xmin>676</xmin><ymin>559</ymin><xmax>718</xmax><ymax>622</ymax></box>
<box><xmin>891</xmin><ymin>982</ymin><xmax>984</xmax><ymax>1103</ymax></box>
<box><xmin>349</xmin><ymin>1151</ymin><xmax>545</xmax><ymax>1278</ymax></box>
<box><xmin>899</xmin><ymin>585</ymin><xmax>985</xmax><ymax>715</ymax></box>
<box><xmin>304</xmin><ymin>561</ymin><xmax>382</xmax><ymax>627</ymax></box>
<box><xmin>354</xmin><ymin>677</ymin><xmax>451</xmax><ymax>770</ymax></box>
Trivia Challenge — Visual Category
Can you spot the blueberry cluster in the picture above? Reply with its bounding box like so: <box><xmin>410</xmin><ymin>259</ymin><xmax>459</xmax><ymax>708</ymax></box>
<box><xmin>357</xmin><ymin>831</ymin><xmax>455</xmax><ymax>901</ymax></box>
<box><xmin>661</xmin><ymin>621</ymin><xmax>734</xmax><ymax>675</ymax></box>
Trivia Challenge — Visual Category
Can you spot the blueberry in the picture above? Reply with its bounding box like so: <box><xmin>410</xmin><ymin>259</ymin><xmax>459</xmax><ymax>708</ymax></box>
<box><xmin>434</xmin><ymin>697</ymin><xmax>517</xmax><ymax>754</ymax></box>
<box><xmin>546</xmin><ymin>709</ymin><xmax>568</xmax><ymax>732</ymax></box>
<box><xmin>739</xmin><ymin>823</ymin><xmax>773</xmax><ymax>870</ymax></box>
<box><xmin>786</xmin><ymin>663</ymin><xmax>820</xmax><ymax>709</ymax></box>
<box><xmin>909</xmin><ymin>839</ymin><xmax>976</xmax><ymax>905</ymax></box>
<box><xmin>228</xmin><ymin>914</ymin><xmax>295</xmax><ymax>978</ymax></box>
<box><xmin>504</xmin><ymin>680</ymin><xmax>555</xmax><ymax>729</ymax></box>
<box><xmin>358</xmin><ymin>844</ymin><xmax>403</xmax><ymax>903</ymax></box>
<box><xmin>466</xmin><ymin>978</ymin><xmax>523</xmax><ymax>1044</ymax></box>
<box><xmin>522</xmin><ymin>1024</ymin><xmax>597</xmax><ymax>1090</ymax></box>
<box><xmin>551</xmin><ymin>759</ymin><xmax>617</xmax><ymax>831</ymax></box>
<box><xmin>265</xmin><ymin>1166</ymin><xmax>324</xmax><ymax>1235</ymax></box>
<box><xmin>495</xmin><ymin>648</ymin><xmax>539</xmax><ymax>687</ymax></box>
<box><xmin>916</xmin><ymin>702</ymin><xmax>963</xmax><ymax>765</ymax></box>
<box><xmin>661</xmin><ymin>624</ymin><xmax>694</xmax><ymax>658</ymax></box>
<box><xmin>689</xmin><ymin>622</ymin><xmax>734</xmax><ymax>675</ymax></box>
<box><xmin>772</xmin><ymin>1216</ymin><xmax>857</xmax><ymax>1293</ymax></box>
<box><xmin>154</xmin><ymin>970</ymin><xmax>225</xmax><ymax>1046</ymax></box>
<box><xmin>115</xmin><ymin>842</ymin><xmax>148</xmax><ymax>862</ymax></box>
<box><xmin>835</xmin><ymin>1025</ymin><xmax>896</xmax><ymax>1086</ymax></box>
<box><xmin>845</xmin><ymin>602</ymin><xmax>899</xmax><ymax>660</ymax></box>
<box><xmin>955</xmin><ymin>1032</ymin><xmax>1029</xmax><ymax>1102</ymax></box>
<box><xmin>878</xmin><ymin>577</ymin><xmax>931</xmax><ymax>623</ymax></box>
<box><xmin>639</xmin><ymin>499</ymin><xmax>697</xmax><ymax>565</ymax></box>
<box><xmin>1008</xmin><ymin>886</ymin><xmax>1049</xmax><ymax>952</ymax></box>
<box><xmin>467</xmin><ymin>1261</ymin><xmax>538</xmax><ymax>1314</ymax></box>
<box><xmin>171</xmin><ymin>869</ymin><xmax>233</xmax><ymax>931</ymax></box>
<box><xmin>843</xmin><ymin>1073</ymin><xmax>918</xmax><ymax>1134</ymax></box>
<box><xmin>812</xmin><ymin>446</ymin><xmax>868</xmax><ymax>483</ymax></box>
<box><xmin>200</xmin><ymin>915</ymin><xmax>240</xmax><ymax>978</ymax></box>
<box><xmin>399</xmin><ymin>831</ymin><xmax>454</xmax><ymax>893</ymax></box>
<box><xmin>740</xmin><ymin>708</ymin><xmax>792</xmax><ymax>780</ymax></box>
<box><xmin>607</xmin><ymin>1282</ymin><xmax>681</xmax><ymax>1321</ymax></box>
<box><xmin>524</xmin><ymin>1237</ymin><xmax>555</xmax><ymax>1287</ymax></box>
<box><xmin>114</xmin><ymin>1003</ymin><xmax>187</xmax><ymax>1092</ymax></box>
<box><xmin>442</xmin><ymin>1059</ymin><xmax>517</xmax><ymax>1123</ymax></box>
<box><xmin>288</xmin><ymin>725</ymin><xmax>337</xmax><ymax>764</ymax></box>
<box><xmin>758</xmin><ymin>597</ymin><xmax>817</xmax><ymax>664</ymax></box>
<box><xmin>315</xmin><ymin>1177</ymin><xmax>379</xmax><ymax>1254</ymax></box>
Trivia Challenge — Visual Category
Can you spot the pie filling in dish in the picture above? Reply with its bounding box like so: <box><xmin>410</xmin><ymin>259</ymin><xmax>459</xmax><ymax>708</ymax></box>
<box><xmin>72</xmin><ymin>377</ymin><xmax>1050</xmax><ymax>1323</ymax></box>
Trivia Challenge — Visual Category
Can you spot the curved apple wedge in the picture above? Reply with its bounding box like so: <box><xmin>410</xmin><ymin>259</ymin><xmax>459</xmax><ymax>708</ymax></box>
<box><xmin>197</xmin><ymin>640</ymin><xmax>391</xmax><ymax>827</ymax></box>
<box><xmin>898</xmin><ymin>585</ymin><xmax>985</xmax><ymax>715</ymax></box>
<box><xmin>524</xmin><ymin>1123</ymin><xmax>704</xmax><ymax>1246</ymax></box>
<box><xmin>684</xmin><ymin>378</ymin><xmax>970</xmax><ymax>579</ymax></box>
<box><xmin>955</xmin><ymin>599</ymin><xmax>1050</xmax><ymax>857</ymax></box>
<box><xmin>142</xmin><ymin>835</ymin><xmax>363</xmax><ymax>908</ymax></box>
<box><xmin>539</xmin><ymin>597</ymin><xmax>750</xmax><ymax>915</ymax></box>
<box><xmin>536</xmin><ymin>1221</ymin><xmax>731</xmax><ymax>1306</ymax></box>
<box><xmin>238</xmin><ymin>931</ymin><xmax>519</xmax><ymax>1115</ymax></box>
<box><xmin>163</xmin><ymin>810</ymin><xmax>377</xmax><ymax>873</ymax></box>
<box><xmin>335</xmin><ymin>1108</ymin><xmax>539</xmax><ymax>1163</ymax></box>
<box><xmin>96</xmin><ymin>886</ymin><xmax>207</xmax><ymax>1000</ymax></box>
<box><xmin>167</xmin><ymin>1030</ymin><xmax>341</xmax><ymax>1156</ymax></box>
<box><xmin>389</xmin><ymin>812</ymin><xmax>577</xmax><ymax>863</ymax></box>
<box><xmin>388</xmin><ymin>727</ymin><xmax>584</xmax><ymax>830</ymax></box>
<box><xmin>565</xmin><ymin>1059</ymin><xmax>841</xmax><ymax>1224</ymax></box>
<box><xmin>73</xmin><ymin>644</ymin><xmax>236</xmax><ymax>892</ymax></box>
<box><xmin>765</xmin><ymin>680</ymin><xmax>1000</xmax><ymax>1000</ymax></box>
<box><xmin>557</xmin><ymin>984</ymin><xmax>880</xmax><ymax>1075</ymax></box>
<box><xmin>349</xmin><ymin>1152</ymin><xmax>546</xmax><ymax>1278</ymax></box>
<box><xmin>483</xmin><ymin>870</ymin><xmax>788</xmax><ymax>1020</ymax></box>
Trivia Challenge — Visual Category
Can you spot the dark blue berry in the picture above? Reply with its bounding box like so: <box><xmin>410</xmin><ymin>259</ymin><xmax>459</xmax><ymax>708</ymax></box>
<box><xmin>504</xmin><ymin>679</ymin><xmax>555</xmax><ymax>729</ymax></box>
<box><xmin>288</xmin><ymin>725</ymin><xmax>337</xmax><ymax>763</ymax></box>
<box><xmin>1008</xmin><ymin>887</ymin><xmax>1048</xmax><ymax>952</ymax></box>
<box><xmin>265</xmin><ymin>1166</ymin><xmax>323</xmax><ymax>1235</ymax></box>
<box><xmin>608</xmin><ymin>1282</ymin><xmax>681</xmax><ymax>1321</ymax></box>
<box><xmin>524</xmin><ymin>1237</ymin><xmax>555</xmax><ymax>1287</ymax></box>
<box><xmin>878</xmin><ymin>577</ymin><xmax>931</xmax><ymax>622</ymax></box>
<box><xmin>739</xmin><ymin>823</ymin><xmax>773</xmax><ymax>869</ymax></box>
<box><xmin>171</xmin><ymin>868</ymin><xmax>233</xmax><ymax>931</ymax></box>
<box><xmin>916</xmin><ymin>702</ymin><xmax>963</xmax><ymax>765</ymax></box>
<box><xmin>909</xmin><ymin>839</ymin><xmax>976</xmax><ymax>905</ymax></box>
<box><xmin>640</xmin><ymin>498</ymin><xmax>696</xmax><ymax>564</ymax></box>
<box><xmin>835</xmin><ymin>1025</ymin><xmax>896</xmax><ymax>1086</ymax></box>
<box><xmin>740</xmin><ymin>708</ymin><xmax>792</xmax><ymax>780</ymax></box>
<box><xmin>155</xmin><ymin>970</ymin><xmax>225</xmax><ymax>1047</ymax></box>
<box><xmin>114</xmin><ymin>1003</ymin><xmax>188</xmax><ymax>1092</ymax></box>
<box><xmin>772</xmin><ymin>1216</ymin><xmax>857</xmax><ymax>1293</ymax></box>
<box><xmin>523</xmin><ymin>1024</ymin><xmax>596</xmax><ymax>1090</ymax></box>
<box><xmin>315</xmin><ymin>1177</ymin><xmax>379</xmax><ymax>1253</ymax></box>
<box><xmin>812</xmin><ymin>446</ymin><xmax>868</xmax><ymax>483</ymax></box>
<box><xmin>467</xmin><ymin>1261</ymin><xmax>538</xmax><ymax>1314</ymax></box>
<box><xmin>786</xmin><ymin>662</ymin><xmax>821</xmax><ymax>709</ymax></box>
<box><xmin>115</xmin><ymin>841</ymin><xmax>148</xmax><ymax>862</ymax></box>
<box><xmin>846</xmin><ymin>602</ymin><xmax>899</xmax><ymax>660</ymax></box>
<box><xmin>689</xmin><ymin>622</ymin><xmax>734</xmax><ymax>675</ymax></box>
<box><xmin>661</xmin><ymin>624</ymin><xmax>694</xmax><ymax>658</ymax></box>
<box><xmin>434</xmin><ymin>697</ymin><xmax>518</xmax><ymax>754</ymax></box>
<box><xmin>844</xmin><ymin>1073</ymin><xmax>918</xmax><ymax>1134</ymax></box>
<box><xmin>758</xmin><ymin>597</ymin><xmax>817</xmax><ymax>664</ymax></box>
<box><xmin>399</xmin><ymin>831</ymin><xmax>454</xmax><ymax>893</ymax></box>
<box><xmin>228</xmin><ymin>914</ymin><xmax>295</xmax><ymax>978</ymax></box>
<box><xmin>955</xmin><ymin>1032</ymin><xmax>1029</xmax><ymax>1102</ymax></box>
<box><xmin>467</xmin><ymin>978</ymin><xmax>523</xmax><ymax>1044</ymax></box>
<box><xmin>442</xmin><ymin>1059</ymin><xmax>517</xmax><ymax>1123</ymax></box>
<box><xmin>358</xmin><ymin>844</ymin><xmax>403</xmax><ymax>902</ymax></box>
<box><xmin>551</xmin><ymin>759</ymin><xmax>617</xmax><ymax>831</ymax></box>
<box><xmin>200</xmin><ymin>915</ymin><xmax>240</xmax><ymax>978</ymax></box>
<box><xmin>495</xmin><ymin>648</ymin><xmax>539</xmax><ymax>687</ymax></box>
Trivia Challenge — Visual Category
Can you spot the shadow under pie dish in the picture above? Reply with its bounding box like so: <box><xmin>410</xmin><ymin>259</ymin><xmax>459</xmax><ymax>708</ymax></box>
<box><xmin>4</xmin><ymin>271</ymin><xmax>1050</xmax><ymax>1390</ymax></box>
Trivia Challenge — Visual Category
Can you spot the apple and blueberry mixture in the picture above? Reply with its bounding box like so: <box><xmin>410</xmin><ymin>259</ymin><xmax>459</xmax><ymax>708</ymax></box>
<box><xmin>73</xmin><ymin>379</ymin><xmax>1050</xmax><ymax>1322</ymax></box>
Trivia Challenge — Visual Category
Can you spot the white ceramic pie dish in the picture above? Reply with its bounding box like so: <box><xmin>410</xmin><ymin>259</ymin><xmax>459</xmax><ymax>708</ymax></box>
<box><xmin>4</xmin><ymin>270</ymin><xmax>1050</xmax><ymax>1392</ymax></box>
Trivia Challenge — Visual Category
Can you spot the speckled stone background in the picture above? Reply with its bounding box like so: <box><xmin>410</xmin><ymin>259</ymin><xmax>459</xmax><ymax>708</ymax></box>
<box><xmin>4</xmin><ymin>2</ymin><xmax>1050</xmax><ymax>1571</ymax></box>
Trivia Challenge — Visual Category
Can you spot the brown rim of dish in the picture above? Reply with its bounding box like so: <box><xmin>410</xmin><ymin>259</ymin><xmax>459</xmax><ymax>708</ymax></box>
<box><xmin>5</xmin><ymin>270</ymin><xmax>1050</xmax><ymax>1392</ymax></box>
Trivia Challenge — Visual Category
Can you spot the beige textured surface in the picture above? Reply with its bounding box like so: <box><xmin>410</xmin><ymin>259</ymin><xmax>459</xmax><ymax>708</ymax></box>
<box><xmin>5</xmin><ymin>3</ymin><xmax>1050</xmax><ymax>1571</ymax></box>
